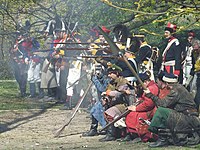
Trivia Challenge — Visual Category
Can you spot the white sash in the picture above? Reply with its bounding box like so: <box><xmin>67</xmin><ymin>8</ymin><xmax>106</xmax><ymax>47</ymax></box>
<box><xmin>162</xmin><ymin>38</ymin><xmax>178</xmax><ymax>58</ymax></box>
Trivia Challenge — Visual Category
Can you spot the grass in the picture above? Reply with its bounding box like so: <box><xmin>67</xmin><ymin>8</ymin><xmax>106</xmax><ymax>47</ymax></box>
<box><xmin>0</xmin><ymin>80</ymin><xmax>19</xmax><ymax>98</ymax></box>
<box><xmin>0</xmin><ymin>80</ymin><xmax>60</xmax><ymax>110</ymax></box>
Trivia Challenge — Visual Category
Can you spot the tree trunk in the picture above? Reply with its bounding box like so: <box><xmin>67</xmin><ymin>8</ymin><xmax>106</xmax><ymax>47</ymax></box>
<box><xmin>0</xmin><ymin>14</ymin><xmax>5</xmax><ymax>60</ymax></box>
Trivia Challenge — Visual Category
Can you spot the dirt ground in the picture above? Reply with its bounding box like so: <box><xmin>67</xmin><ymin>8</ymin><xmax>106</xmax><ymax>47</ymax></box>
<box><xmin>0</xmin><ymin>108</ymin><xmax>199</xmax><ymax>150</ymax></box>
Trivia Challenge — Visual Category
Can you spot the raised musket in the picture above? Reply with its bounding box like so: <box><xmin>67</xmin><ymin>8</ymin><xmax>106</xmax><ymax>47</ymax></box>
<box><xmin>98</xmin><ymin>26</ymin><xmax>147</xmax><ymax>90</ymax></box>
<box><xmin>96</xmin><ymin>26</ymin><xmax>147</xmax><ymax>133</ymax></box>
<box><xmin>33</xmin><ymin>47</ymin><xmax>107</xmax><ymax>53</ymax></box>
<box><xmin>79</xmin><ymin>55</ymin><xmax>118</xmax><ymax>59</ymax></box>
<box><xmin>47</xmin><ymin>42</ymin><xmax>108</xmax><ymax>45</ymax></box>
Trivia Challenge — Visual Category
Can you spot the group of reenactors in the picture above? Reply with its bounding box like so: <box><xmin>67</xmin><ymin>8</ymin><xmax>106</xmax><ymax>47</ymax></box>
<box><xmin>10</xmin><ymin>17</ymin><xmax>200</xmax><ymax>148</ymax></box>
<box><xmin>81</xmin><ymin>23</ymin><xmax>200</xmax><ymax>148</ymax></box>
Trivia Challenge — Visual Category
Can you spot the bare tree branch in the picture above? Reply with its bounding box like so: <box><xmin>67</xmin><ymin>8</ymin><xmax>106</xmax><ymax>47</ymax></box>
<box><xmin>168</xmin><ymin>0</ymin><xmax>200</xmax><ymax>8</ymax></box>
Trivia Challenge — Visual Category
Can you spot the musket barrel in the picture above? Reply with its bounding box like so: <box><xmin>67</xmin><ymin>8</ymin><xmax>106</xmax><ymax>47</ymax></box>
<box><xmin>47</xmin><ymin>42</ymin><xmax>109</xmax><ymax>45</ymax></box>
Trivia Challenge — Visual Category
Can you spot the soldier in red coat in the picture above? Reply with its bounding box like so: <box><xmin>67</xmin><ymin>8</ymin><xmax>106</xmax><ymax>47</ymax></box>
<box><xmin>124</xmin><ymin>72</ymin><xmax>159</xmax><ymax>142</ymax></box>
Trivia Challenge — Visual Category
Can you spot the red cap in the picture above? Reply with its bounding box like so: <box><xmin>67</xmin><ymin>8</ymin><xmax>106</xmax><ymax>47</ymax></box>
<box><xmin>101</xmin><ymin>26</ymin><xmax>111</xmax><ymax>34</ymax></box>
<box><xmin>165</xmin><ymin>22</ymin><xmax>177</xmax><ymax>33</ymax></box>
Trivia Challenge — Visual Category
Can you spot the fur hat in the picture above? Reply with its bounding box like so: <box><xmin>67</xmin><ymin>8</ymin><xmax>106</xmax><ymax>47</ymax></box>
<box><xmin>165</xmin><ymin>22</ymin><xmax>177</xmax><ymax>33</ymax></box>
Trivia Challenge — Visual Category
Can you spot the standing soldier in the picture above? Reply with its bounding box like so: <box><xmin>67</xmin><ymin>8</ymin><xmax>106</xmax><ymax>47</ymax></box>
<box><xmin>24</xmin><ymin>34</ymin><xmax>44</xmax><ymax>98</ymax></box>
<box><xmin>112</xmin><ymin>24</ymin><xmax>138</xmax><ymax>84</ymax></box>
<box><xmin>190</xmin><ymin>39</ymin><xmax>200</xmax><ymax>110</ymax></box>
<box><xmin>10</xmin><ymin>32</ymin><xmax>28</xmax><ymax>97</ymax></box>
<box><xmin>160</xmin><ymin>22</ymin><xmax>182</xmax><ymax>83</ymax></box>
<box><xmin>40</xmin><ymin>21</ymin><xmax>58</xmax><ymax>99</ymax></box>
<box><xmin>133</xmin><ymin>34</ymin><xmax>154</xmax><ymax>81</ymax></box>
<box><xmin>40</xmin><ymin>16</ymin><xmax>67</xmax><ymax>100</ymax></box>
<box><xmin>182</xmin><ymin>31</ymin><xmax>196</xmax><ymax>87</ymax></box>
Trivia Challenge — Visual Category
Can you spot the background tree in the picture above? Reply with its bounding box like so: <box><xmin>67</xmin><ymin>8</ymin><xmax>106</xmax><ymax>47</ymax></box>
<box><xmin>0</xmin><ymin>0</ymin><xmax>199</xmax><ymax>79</ymax></box>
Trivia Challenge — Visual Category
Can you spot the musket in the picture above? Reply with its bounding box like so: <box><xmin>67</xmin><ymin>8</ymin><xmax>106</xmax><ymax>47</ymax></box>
<box><xmin>33</xmin><ymin>47</ymin><xmax>107</xmax><ymax>53</ymax></box>
<box><xmin>66</xmin><ymin>72</ymin><xmax>89</xmax><ymax>89</ymax></box>
<box><xmin>96</xmin><ymin>26</ymin><xmax>147</xmax><ymax>133</ymax></box>
<box><xmin>98</xmin><ymin>26</ymin><xmax>147</xmax><ymax>90</ymax></box>
<box><xmin>98</xmin><ymin>99</ymin><xmax>142</xmax><ymax>133</ymax></box>
<box><xmin>98</xmin><ymin>109</ymin><xmax>131</xmax><ymax>133</ymax></box>
<box><xmin>47</xmin><ymin>42</ymin><xmax>108</xmax><ymax>45</ymax></box>
<box><xmin>79</xmin><ymin>55</ymin><xmax>118</xmax><ymax>59</ymax></box>
<box><xmin>158</xmin><ymin>127</ymin><xmax>200</xmax><ymax>134</ymax></box>
<box><xmin>54</xmin><ymin>81</ymin><xmax>93</xmax><ymax>138</ymax></box>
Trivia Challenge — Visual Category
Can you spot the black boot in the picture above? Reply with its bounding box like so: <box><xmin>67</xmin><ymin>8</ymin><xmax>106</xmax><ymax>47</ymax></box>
<box><xmin>120</xmin><ymin>134</ymin><xmax>132</xmax><ymax>142</ymax></box>
<box><xmin>99</xmin><ymin>125</ymin><xmax>116</xmax><ymax>142</ymax></box>
<box><xmin>19</xmin><ymin>83</ymin><xmax>26</xmax><ymax>97</ymax></box>
<box><xmin>82</xmin><ymin>124</ymin><xmax>98</xmax><ymax>136</ymax></box>
<box><xmin>82</xmin><ymin>116</ymin><xmax>98</xmax><ymax>136</ymax></box>
<box><xmin>119</xmin><ymin>132</ymin><xmax>138</xmax><ymax>142</ymax></box>
<box><xmin>149</xmin><ymin>136</ymin><xmax>169</xmax><ymax>148</ymax></box>
<box><xmin>37</xmin><ymin>82</ymin><xmax>44</xmax><ymax>98</ymax></box>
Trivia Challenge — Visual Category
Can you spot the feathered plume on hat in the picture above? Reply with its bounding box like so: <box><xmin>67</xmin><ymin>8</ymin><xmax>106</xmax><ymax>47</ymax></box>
<box><xmin>165</xmin><ymin>22</ymin><xmax>177</xmax><ymax>33</ymax></box>
<box><xmin>101</xmin><ymin>26</ymin><xmax>111</xmax><ymax>34</ymax></box>
<box><xmin>54</xmin><ymin>15</ymin><xmax>66</xmax><ymax>32</ymax></box>
<box><xmin>43</xmin><ymin>20</ymin><xmax>55</xmax><ymax>35</ymax></box>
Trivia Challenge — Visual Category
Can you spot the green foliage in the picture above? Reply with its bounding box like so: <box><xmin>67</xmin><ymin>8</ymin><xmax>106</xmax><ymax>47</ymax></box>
<box><xmin>0</xmin><ymin>0</ymin><xmax>200</xmax><ymax>80</ymax></box>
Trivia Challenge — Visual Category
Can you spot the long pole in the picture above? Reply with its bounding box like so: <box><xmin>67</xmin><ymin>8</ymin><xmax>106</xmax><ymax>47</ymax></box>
<box><xmin>54</xmin><ymin>81</ymin><xmax>93</xmax><ymax>138</ymax></box>
<box><xmin>97</xmin><ymin>26</ymin><xmax>146</xmax><ymax>90</ymax></box>
<box><xmin>97</xmin><ymin>26</ymin><xmax>147</xmax><ymax>133</ymax></box>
